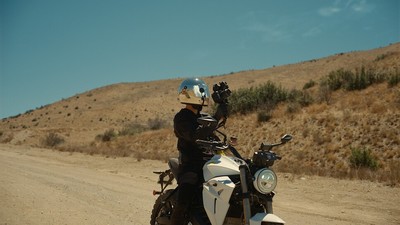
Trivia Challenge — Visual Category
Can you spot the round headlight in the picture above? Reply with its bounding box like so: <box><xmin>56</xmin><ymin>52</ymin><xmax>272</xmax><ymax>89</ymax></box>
<box><xmin>253</xmin><ymin>169</ymin><xmax>277</xmax><ymax>194</ymax></box>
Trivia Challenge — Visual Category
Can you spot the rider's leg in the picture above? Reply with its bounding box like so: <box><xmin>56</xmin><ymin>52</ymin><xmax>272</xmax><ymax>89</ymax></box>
<box><xmin>170</xmin><ymin>172</ymin><xmax>198</xmax><ymax>225</ymax></box>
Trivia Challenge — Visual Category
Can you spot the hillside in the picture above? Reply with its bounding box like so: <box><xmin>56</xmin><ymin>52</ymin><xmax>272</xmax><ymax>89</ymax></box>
<box><xmin>1</xmin><ymin>43</ymin><xmax>399</xmax><ymax>184</ymax></box>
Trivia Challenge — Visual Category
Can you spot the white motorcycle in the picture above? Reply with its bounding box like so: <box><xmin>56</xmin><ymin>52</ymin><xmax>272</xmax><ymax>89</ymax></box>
<box><xmin>151</xmin><ymin>115</ymin><xmax>292</xmax><ymax>225</ymax></box>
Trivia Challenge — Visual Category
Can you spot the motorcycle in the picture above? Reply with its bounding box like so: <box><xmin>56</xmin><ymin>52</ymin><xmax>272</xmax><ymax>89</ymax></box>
<box><xmin>150</xmin><ymin>113</ymin><xmax>292</xmax><ymax>225</ymax></box>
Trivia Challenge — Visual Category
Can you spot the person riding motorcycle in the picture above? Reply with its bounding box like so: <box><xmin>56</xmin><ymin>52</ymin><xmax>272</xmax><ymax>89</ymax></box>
<box><xmin>170</xmin><ymin>78</ymin><xmax>228</xmax><ymax>225</ymax></box>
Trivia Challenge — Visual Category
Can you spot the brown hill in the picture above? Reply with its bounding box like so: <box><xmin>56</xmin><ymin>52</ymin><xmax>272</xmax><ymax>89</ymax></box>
<box><xmin>1</xmin><ymin>43</ymin><xmax>399</xmax><ymax>184</ymax></box>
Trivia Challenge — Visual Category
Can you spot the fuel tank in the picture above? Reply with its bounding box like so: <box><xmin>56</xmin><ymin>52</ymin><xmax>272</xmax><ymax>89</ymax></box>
<box><xmin>203</xmin><ymin>155</ymin><xmax>246</xmax><ymax>181</ymax></box>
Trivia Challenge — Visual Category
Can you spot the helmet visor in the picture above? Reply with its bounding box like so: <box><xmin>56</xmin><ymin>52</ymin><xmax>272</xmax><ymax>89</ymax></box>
<box><xmin>178</xmin><ymin>78</ymin><xmax>210</xmax><ymax>106</ymax></box>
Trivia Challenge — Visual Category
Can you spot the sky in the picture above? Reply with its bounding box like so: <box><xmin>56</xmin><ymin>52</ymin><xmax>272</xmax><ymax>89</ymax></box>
<box><xmin>1</xmin><ymin>0</ymin><xmax>399</xmax><ymax>119</ymax></box>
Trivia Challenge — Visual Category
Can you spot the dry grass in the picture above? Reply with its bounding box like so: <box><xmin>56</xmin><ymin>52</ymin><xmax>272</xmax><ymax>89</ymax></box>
<box><xmin>1</xmin><ymin>43</ymin><xmax>399</xmax><ymax>185</ymax></box>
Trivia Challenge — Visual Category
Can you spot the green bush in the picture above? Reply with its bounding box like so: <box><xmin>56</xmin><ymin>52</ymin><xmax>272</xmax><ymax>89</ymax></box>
<box><xmin>323</xmin><ymin>67</ymin><xmax>387</xmax><ymax>91</ymax></box>
<box><xmin>349</xmin><ymin>147</ymin><xmax>378</xmax><ymax>170</ymax></box>
<box><xmin>229</xmin><ymin>81</ymin><xmax>287</xmax><ymax>114</ymax></box>
<box><xmin>224</xmin><ymin>67</ymin><xmax>396</xmax><ymax>116</ymax></box>
<box><xmin>303</xmin><ymin>79</ymin><xmax>316</xmax><ymax>90</ymax></box>
<box><xmin>388</xmin><ymin>70</ymin><xmax>400</xmax><ymax>87</ymax></box>
<box><xmin>323</xmin><ymin>68</ymin><xmax>350</xmax><ymax>91</ymax></box>
<box><xmin>287</xmin><ymin>89</ymin><xmax>314</xmax><ymax>107</ymax></box>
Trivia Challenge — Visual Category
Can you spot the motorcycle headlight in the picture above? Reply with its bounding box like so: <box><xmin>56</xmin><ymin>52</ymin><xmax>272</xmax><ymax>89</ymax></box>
<box><xmin>253</xmin><ymin>169</ymin><xmax>277</xmax><ymax>194</ymax></box>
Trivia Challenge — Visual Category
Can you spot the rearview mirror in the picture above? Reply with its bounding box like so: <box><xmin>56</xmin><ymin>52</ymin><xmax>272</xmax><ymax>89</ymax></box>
<box><xmin>281</xmin><ymin>134</ymin><xmax>292</xmax><ymax>143</ymax></box>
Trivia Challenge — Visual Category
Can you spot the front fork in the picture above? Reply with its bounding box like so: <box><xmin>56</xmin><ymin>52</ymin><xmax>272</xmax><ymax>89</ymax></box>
<box><xmin>266</xmin><ymin>192</ymin><xmax>275</xmax><ymax>214</ymax></box>
<box><xmin>239</xmin><ymin>165</ymin><xmax>277</xmax><ymax>223</ymax></box>
<box><xmin>239</xmin><ymin>165</ymin><xmax>251</xmax><ymax>225</ymax></box>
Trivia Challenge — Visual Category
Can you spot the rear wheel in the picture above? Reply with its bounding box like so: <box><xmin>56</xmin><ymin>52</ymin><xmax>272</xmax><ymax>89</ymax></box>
<box><xmin>150</xmin><ymin>189</ymin><xmax>177</xmax><ymax>225</ymax></box>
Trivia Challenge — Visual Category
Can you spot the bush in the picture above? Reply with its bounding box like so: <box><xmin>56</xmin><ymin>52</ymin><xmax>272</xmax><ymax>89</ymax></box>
<box><xmin>96</xmin><ymin>129</ymin><xmax>117</xmax><ymax>142</ymax></box>
<box><xmin>119</xmin><ymin>122</ymin><xmax>147</xmax><ymax>135</ymax></box>
<box><xmin>229</xmin><ymin>81</ymin><xmax>287</xmax><ymax>114</ymax></box>
<box><xmin>349</xmin><ymin>147</ymin><xmax>378</xmax><ymax>170</ymax></box>
<box><xmin>228</xmin><ymin>81</ymin><xmax>317</xmax><ymax>115</ymax></box>
<box><xmin>148</xmin><ymin>117</ymin><xmax>167</xmax><ymax>130</ymax></box>
<box><xmin>318</xmin><ymin>81</ymin><xmax>333</xmax><ymax>104</ymax></box>
<box><xmin>388</xmin><ymin>70</ymin><xmax>400</xmax><ymax>87</ymax></box>
<box><xmin>323</xmin><ymin>67</ymin><xmax>387</xmax><ymax>91</ymax></box>
<box><xmin>42</xmin><ymin>133</ymin><xmax>65</xmax><ymax>147</ymax></box>
<box><xmin>323</xmin><ymin>68</ymin><xmax>349</xmax><ymax>91</ymax></box>
<box><xmin>303</xmin><ymin>79</ymin><xmax>316</xmax><ymax>90</ymax></box>
<box><xmin>287</xmin><ymin>89</ymin><xmax>314</xmax><ymax>107</ymax></box>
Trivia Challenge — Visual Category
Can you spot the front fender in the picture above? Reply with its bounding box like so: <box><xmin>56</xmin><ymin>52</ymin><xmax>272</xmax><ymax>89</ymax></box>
<box><xmin>249</xmin><ymin>213</ymin><xmax>285</xmax><ymax>225</ymax></box>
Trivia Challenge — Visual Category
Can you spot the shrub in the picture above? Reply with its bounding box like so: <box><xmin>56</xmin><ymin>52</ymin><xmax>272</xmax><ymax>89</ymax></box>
<box><xmin>228</xmin><ymin>87</ymin><xmax>259</xmax><ymax>114</ymax></box>
<box><xmin>349</xmin><ymin>147</ymin><xmax>378</xmax><ymax>170</ymax></box>
<box><xmin>287</xmin><ymin>89</ymin><xmax>314</xmax><ymax>107</ymax></box>
<box><xmin>96</xmin><ymin>129</ymin><xmax>117</xmax><ymax>142</ymax></box>
<box><xmin>324</xmin><ymin>68</ymin><xmax>351</xmax><ymax>91</ymax></box>
<box><xmin>25</xmin><ymin>109</ymin><xmax>34</xmax><ymax>114</ymax></box>
<box><xmin>318</xmin><ymin>81</ymin><xmax>333</xmax><ymax>104</ymax></box>
<box><xmin>42</xmin><ymin>133</ymin><xmax>65</xmax><ymax>147</ymax></box>
<box><xmin>323</xmin><ymin>67</ymin><xmax>387</xmax><ymax>91</ymax></box>
<box><xmin>388</xmin><ymin>70</ymin><xmax>400</xmax><ymax>87</ymax></box>
<box><xmin>119</xmin><ymin>122</ymin><xmax>147</xmax><ymax>135</ymax></box>
<box><xmin>148</xmin><ymin>117</ymin><xmax>167</xmax><ymax>130</ymax></box>
<box><xmin>303</xmin><ymin>79</ymin><xmax>316</xmax><ymax>90</ymax></box>
<box><xmin>229</xmin><ymin>81</ymin><xmax>287</xmax><ymax>114</ymax></box>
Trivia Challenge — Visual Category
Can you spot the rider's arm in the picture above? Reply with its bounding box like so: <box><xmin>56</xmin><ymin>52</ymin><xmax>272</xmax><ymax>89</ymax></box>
<box><xmin>213</xmin><ymin>103</ymin><xmax>228</xmax><ymax>122</ymax></box>
<box><xmin>174</xmin><ymin>114</ymin><xmax>213</xmax><ymax>143</ymax></box>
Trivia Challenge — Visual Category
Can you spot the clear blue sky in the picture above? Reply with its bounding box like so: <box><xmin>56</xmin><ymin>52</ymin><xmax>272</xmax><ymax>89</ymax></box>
<box><xmin>1</xmin><ymin>0</ymin><xmax>399</xmax><ymax>119</ymax></box>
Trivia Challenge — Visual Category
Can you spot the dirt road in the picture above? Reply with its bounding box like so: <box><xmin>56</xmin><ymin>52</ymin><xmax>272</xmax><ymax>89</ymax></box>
<box><xmin>1</xmin><ymin>144</ymin><xmax>399</xmax><ymax>225</ymax></box>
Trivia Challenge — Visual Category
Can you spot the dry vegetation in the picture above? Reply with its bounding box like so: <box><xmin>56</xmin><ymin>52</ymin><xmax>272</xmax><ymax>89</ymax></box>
<box><xmin>1</xmin><ymin>43</ymin><xmax>399</xmax><ymax>186</ymax></box>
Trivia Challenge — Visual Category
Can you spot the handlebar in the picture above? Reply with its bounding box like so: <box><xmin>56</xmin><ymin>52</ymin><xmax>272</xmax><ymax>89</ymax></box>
<box><xmin>259</xmin><ymin>142</ymin><xmax>284</xmax><ymax>151</ymax></box>
<box><xmin>196</xmin><ymin>139</ymin><xmax>245</xmax><ymax>160</ymax></box>
<box><xmin>259</xmin><ymin>134</ymin><xmax>293</xmax><ymax>151</ymax></box>
<box><xmin>196</xmin><ymin>139</ymin><xmax>228</xmax><ymax>151</ymax></box>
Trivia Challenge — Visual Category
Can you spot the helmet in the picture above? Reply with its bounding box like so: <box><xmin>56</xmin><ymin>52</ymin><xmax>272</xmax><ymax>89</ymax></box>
<box><xmin>178</xmin><ymin>78</ymin><xmax>210</xmax><ymax>106</ymax></box>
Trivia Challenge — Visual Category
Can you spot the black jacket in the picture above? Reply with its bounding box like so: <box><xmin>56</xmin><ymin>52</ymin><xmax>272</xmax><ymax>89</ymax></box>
<box><xmin>173</xmin><ymin>108</ymin><xmax>213</xmax><ymax>171</ymax></box>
